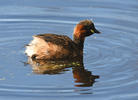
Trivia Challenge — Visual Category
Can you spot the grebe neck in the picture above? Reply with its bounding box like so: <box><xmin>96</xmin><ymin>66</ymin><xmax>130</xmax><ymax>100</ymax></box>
<box><xmin>73</xmin><ymin>35</ymin><xmax>85</xmax><ymax>50</ymax></box>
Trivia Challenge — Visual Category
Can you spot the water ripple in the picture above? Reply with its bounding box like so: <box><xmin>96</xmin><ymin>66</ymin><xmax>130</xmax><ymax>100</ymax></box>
<box><xmin>0</xmin><ymin>1</ymin><xmax>138</xmax><ymax>99</ymax></box>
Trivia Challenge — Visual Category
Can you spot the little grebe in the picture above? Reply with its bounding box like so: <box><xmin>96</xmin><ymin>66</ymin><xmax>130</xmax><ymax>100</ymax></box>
<box><xmin>25</xmin><ymin>20</ymin><xmax>100</xmax><ymax>60</ymax></box>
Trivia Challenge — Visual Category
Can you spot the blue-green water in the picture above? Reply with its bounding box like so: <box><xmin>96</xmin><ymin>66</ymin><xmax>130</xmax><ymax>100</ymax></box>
<box><xmin>0</xmin><ymin>0</ymin><xmax>138</xmax><ymax>100</ymax></box>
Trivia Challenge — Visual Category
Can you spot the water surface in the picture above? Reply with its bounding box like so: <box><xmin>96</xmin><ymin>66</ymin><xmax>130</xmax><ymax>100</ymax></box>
<box><xmin>0</xmin><ymin>0</ymin><xmax>138</xmax><ymax>100</ymax></box>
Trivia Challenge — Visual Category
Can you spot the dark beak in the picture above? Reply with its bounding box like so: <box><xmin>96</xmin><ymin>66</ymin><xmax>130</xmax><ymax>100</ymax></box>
<box><xmin>94</xmin><ymin>28</ymin><xmax>100</xmax><ymax>34</ymax></box>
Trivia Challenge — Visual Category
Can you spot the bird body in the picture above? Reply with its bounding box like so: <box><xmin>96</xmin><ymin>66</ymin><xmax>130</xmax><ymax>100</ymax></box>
<box><xmin>25</xmin><ymin>34</ymin><xmax>79</xmax><ymax>60</ymax></box>
<box><xmin>25</xmin><ymin>20</ymin><xmax>100</xmax><ymax>60</ymax></box>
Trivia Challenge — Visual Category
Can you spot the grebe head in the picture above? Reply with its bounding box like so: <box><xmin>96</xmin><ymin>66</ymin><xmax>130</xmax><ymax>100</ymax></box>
<box><xmin>73</xmin><ymin>20</ymin><xmax>100</xmax><ymax>39</ymax></box>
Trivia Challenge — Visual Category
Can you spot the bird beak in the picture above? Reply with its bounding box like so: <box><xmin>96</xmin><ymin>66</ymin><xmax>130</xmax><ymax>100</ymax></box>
<box><xmin>94</xmin><ymin>28</ymin><xmax>100</xmax><ymax>34</ymax></box>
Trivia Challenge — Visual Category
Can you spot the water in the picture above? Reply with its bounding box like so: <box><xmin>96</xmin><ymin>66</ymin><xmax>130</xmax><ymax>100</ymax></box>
<box><xmin>0</xmin><ymin>0</ymin><xmax>138</xmax><ymax>100</ymax></box>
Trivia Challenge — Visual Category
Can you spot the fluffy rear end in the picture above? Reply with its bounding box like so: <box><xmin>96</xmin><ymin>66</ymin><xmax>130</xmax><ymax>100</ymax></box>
<box><xmin>25</xmin><ymin>36</ymin><xmax>70</xmax><ymax>60</ymax></box>
<box><xmin>25</xmin><ymin>36</ymin><xmax>47</xmax><ymax>58</ymax></box>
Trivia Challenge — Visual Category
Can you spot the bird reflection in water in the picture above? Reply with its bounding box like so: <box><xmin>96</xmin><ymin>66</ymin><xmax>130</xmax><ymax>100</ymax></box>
<box><xmin>73</xmin><ymin>64</ymin><xmax>99</xmax><ymax>87</ymax></box>
<box><xmin>26</xmin><ymin>57</ymin><xmax>99</xmax><ymax>87</ymax></box>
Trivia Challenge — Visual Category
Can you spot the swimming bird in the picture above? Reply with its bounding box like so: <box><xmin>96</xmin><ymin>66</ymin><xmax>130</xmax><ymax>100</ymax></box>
<box><xmin>25</xmin><ymin>20</ymin><xmax>100</xmax><ymax>60</ymax></box>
